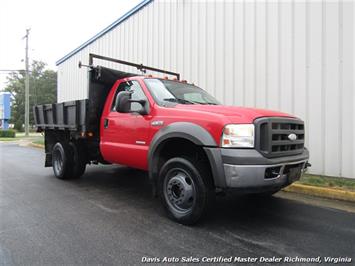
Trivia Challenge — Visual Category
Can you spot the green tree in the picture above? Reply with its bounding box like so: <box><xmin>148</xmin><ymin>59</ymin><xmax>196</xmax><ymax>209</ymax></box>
<box><xmin>5</xmin><ymin>61</ymin><xmax>57</xmax><ymax>131</ymax></box>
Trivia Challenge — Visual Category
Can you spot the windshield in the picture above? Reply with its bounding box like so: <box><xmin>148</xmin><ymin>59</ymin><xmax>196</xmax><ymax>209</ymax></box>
<box><xmin>144</xmin><ymin>79</ymin><xmax>220</xmax><ymax>106</ymax></box>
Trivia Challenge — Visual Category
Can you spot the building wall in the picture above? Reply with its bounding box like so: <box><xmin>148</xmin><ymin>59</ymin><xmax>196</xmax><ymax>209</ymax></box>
<box><xmin>57</xmin><ymin>0</ymin><xmax>355</xmax><ymax>179</ymax></box>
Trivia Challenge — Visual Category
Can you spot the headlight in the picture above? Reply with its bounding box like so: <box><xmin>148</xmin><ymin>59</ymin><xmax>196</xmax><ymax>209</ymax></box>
<box><xmin>221</xmin><ymin>124</ymin><xmax>255</xmax><ymax>148</ymax></box>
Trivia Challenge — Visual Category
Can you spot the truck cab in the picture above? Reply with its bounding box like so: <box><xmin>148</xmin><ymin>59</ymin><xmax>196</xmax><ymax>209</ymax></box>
<box><xmin>34</xmin><ymin>54</ymin><xmax>310</xmax><ymax>224</ymax></box>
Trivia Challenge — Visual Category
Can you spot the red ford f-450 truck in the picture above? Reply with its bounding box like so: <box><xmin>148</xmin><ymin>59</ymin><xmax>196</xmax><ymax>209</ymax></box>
<box><xmin>34</xmin><ymin>54</ymin><xmax>310</xmax><ymax>224</ymax></box>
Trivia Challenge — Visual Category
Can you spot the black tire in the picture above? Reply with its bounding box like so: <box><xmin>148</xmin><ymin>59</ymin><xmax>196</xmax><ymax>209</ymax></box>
<box><xmin>158</xmin><ymin>157</ymin><xmax>214</xmax><ymax>225</ymax></box>
<box><xmin>69</xmin><ymin>142</ymin><xmax>86</xmax><ymax>178</ymax></box>
<box><xmin>52</xmin><ymin>142</ymin><xmax>74</xmax><ymax>180</ymax></box>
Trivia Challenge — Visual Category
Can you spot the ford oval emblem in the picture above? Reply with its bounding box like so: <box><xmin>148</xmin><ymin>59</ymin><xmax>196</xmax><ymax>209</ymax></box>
<box><xmin>288</xmin><ymin>133</ymin><xmax>297</xmax><ymax>141</ymax></box>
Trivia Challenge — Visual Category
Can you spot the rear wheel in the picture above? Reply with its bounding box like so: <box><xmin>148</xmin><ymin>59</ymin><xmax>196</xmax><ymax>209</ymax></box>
<box><xmin>69</xmin><ymin>142</ymin><xmax>86</xmax><ymax>178</ymax></box>
<box><xmin>52</xmin><ymin>142</ymin><xmax>74</xmax><ymax>179</ymax></box>
<box><xmin>52</xmin><ymin>142</ymin><xmax>86</xmax><ymax>180</ymax></box>
<box><xmin>158</xmin><ymin>157</ymin><xmax>214</xmax><ymax>225</ymax></box>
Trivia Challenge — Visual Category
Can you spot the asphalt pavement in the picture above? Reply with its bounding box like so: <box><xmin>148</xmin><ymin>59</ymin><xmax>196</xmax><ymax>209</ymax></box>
<box><xmin>1</xmin><ymin>142</ymin><xmax>355</xmax><ymax>265</ymax></box>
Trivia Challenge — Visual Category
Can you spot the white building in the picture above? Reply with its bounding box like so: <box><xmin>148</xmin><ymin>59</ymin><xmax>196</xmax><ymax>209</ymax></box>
<box><xmin>56</xmin><ymin>0</ymin><xmax>355</xmax><ymax>179</ymax></box>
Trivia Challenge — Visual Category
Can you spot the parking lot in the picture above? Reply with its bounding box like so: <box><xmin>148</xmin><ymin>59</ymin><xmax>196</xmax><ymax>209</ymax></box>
<box><xmin>1</xmin><ymin>142</ymin><xmax>355</xmax><ymax>265</ymax></box>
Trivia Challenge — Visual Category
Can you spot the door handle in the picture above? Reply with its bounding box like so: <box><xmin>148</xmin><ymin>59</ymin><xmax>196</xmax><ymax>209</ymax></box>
<box><xmin>104</xmin><ymin>118</ymin><xmax>109</xmax><ymax>129</ymax></box>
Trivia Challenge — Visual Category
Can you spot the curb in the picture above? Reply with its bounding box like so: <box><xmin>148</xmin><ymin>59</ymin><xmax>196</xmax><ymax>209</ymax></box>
<box><xmin>29</xmin><ymin>143</ymin><xmax>44</xmax><ymax>149</ymax></box>
<box><xmin>284</xmin><ymin>183</ymin><xmax>355</xmax><ymax>203</ymax></box>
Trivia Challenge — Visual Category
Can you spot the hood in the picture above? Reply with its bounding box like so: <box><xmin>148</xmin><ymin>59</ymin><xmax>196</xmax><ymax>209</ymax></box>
<box><xmin>174</xmin><ymin>104</ymin><xmax>294</xmax><ymax>123</ymax></box>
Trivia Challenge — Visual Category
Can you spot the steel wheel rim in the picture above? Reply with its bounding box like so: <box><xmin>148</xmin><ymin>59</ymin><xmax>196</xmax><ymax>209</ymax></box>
<box><xmin>53</xmin><ymin>149</ymin><xmax>63</xmax><ymax>174</ymax></box>
<box><xmin>163</xmin><ymin>168</ymin><xmax>196</xmax><ymax>214</ymax></box>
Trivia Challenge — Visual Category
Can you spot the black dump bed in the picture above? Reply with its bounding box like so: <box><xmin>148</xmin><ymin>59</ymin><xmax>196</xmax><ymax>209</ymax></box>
<box><xmin>33</xmin><ymin>66</ymin><xmax>136</xmax><ymax>137</ymax></box>
<box><xmin>33</xmin><ymin>99</ymin><xmax>88</xmax><ymax>132</ymax></box>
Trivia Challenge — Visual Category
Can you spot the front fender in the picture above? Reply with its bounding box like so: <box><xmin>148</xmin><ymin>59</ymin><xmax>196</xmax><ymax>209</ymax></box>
<box><xmin>148</xmin><ymin>122</ymin><xmax>218</xmax><ymax>192</ymax></box>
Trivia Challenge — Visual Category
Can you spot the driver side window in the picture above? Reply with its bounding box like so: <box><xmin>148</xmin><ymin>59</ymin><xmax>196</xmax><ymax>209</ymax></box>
<box><xmin>112</xmin><ymin>80</ymin><xmax>147</xmax><ymax>112</ymax></box>
<box><xmin>130</xmin><ymin>82</ymin><xmax>147</xmax><ymax>112</ymax></box>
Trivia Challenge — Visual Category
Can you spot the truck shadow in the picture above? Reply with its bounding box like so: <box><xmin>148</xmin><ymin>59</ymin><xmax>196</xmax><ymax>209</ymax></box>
<box><xmin>68</xmin><ymin>164</ymin><xmax>308</xmax><ymax>230</ymax></box>
<box><xmin>42</xmin><ymin>164</ymin><xmax>355</xmax><ymax>259</ymax></box>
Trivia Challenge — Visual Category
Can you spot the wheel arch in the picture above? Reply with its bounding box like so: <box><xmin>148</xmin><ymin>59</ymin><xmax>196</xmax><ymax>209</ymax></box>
<box><xmin>148</xmin><ymin>122</ymin><xmax>220</xmax><ymax>195</ymax></box>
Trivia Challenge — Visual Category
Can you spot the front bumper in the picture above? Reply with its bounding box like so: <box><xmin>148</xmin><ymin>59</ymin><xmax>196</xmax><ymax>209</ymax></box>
<box><xmin>224</xmin><ymin>159</ymin><xmax>308</xmax><ymax>190</ymax></box>
<box><xmin>204</xmin><ymin>147</ymin><xmax>309</xmax><ymax>192</ymax></box>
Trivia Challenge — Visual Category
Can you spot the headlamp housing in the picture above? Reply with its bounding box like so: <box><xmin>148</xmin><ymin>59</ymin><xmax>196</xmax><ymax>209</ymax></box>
<box><xmin>221</xmin><ymin>124</ymin><xmax>255</xmax><ymax>148</ymax></box>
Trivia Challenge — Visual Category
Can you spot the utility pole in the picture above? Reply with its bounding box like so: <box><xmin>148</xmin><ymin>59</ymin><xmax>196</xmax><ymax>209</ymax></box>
<box><xmin>24</xmin><ymin>28</ymin><xmax>30</xmax><ymax>136</ymax></box>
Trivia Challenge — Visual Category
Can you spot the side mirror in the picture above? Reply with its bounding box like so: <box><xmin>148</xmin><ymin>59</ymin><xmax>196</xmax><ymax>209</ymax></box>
<box><xmin>115</xmin><ymin>91</ymin><xmax>131</xmax><ymax>113</ymax></box>
<box><xmin>131</xmin><ymin>99</ymin><xmax>148</xmax><ymax>115</ymax></box>
<box><xmin>115</xmin><ymin>91</ymin><xmax>148</xmax><ymax>115</ymax></box>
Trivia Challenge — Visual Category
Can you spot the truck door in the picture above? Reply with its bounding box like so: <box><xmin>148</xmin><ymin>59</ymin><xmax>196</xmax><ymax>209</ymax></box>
<box><xmin>130</xmin><ymin>81</ymin><xmax>153</xmax><ymax>169</ymax></box>
<box><xmin>100</xmin><ymin>80</ymin><xmax>151</xmax><ymax>170</ymax></box>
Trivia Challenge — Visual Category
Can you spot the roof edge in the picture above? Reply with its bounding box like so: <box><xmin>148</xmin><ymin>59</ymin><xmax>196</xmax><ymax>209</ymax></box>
<box><xmin>56</xmin><ymin>0</ymin><xmax>153</xmax><ymax>66</ymax></box>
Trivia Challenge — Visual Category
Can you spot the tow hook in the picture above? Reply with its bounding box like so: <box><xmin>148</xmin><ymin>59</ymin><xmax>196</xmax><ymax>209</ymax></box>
<box><xmin>303</xmin><ymin>162</ymin><xmax>312</xmax><ymax>174</ymax></box>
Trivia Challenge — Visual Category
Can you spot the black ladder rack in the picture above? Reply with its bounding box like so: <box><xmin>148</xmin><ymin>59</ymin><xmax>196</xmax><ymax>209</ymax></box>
<box><xmin>87</xmin><ymin>53</ymin><xmax>180</xmax><ymax>80</ymax></box>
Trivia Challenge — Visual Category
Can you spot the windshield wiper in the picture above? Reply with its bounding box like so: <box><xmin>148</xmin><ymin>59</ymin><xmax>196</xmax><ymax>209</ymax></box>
<box><xmin>163</xmin><ymin>98</ymin><xmax>217</xmax><ymax>105</ymax></box>
<box><xmin>163</xmin><ymin>98</ymin><xmax>178</xmax><ymax>103</ymax></box>
<box><xmin>163</xmin><ymin>98</ymin><xmax>197</xmax><ymax>104</ymax></box>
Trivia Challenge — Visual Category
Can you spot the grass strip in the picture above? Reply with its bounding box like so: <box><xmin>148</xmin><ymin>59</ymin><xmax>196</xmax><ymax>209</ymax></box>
<box><xmin>298</xmin><ymin>174</ymin><xmax>355</xmax><ymax>192</ymax></box>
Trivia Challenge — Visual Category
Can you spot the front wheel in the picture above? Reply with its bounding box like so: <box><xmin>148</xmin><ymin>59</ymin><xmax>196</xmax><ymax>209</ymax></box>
<box><xmin>158</xmin><ymin>157</ymin><xmax>214</xmax><ymax>225</ymax></box>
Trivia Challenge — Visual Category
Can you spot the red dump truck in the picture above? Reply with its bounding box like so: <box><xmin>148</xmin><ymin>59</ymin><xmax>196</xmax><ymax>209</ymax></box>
<box><xmin>34</xmin><ymin>54</ymin><xmax>310</xmax><ymax>224</ymax></box>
